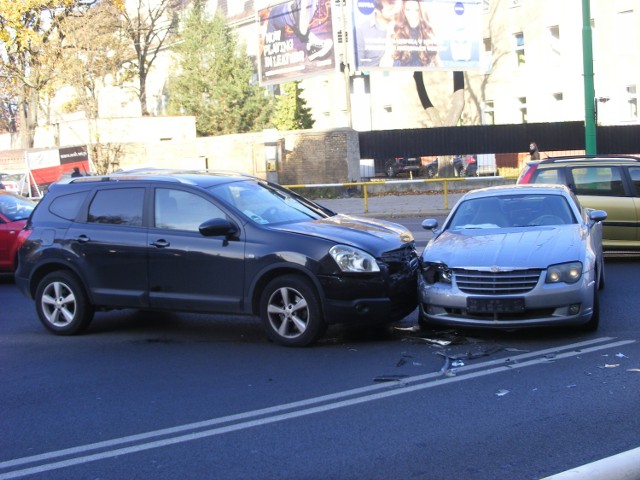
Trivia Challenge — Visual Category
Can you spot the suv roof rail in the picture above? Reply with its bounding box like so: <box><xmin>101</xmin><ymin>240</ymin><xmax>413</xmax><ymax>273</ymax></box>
<box><xmin>538</xmin><ymin>154</ymin><xmax>640</xmax><ymax>164</ymax></box>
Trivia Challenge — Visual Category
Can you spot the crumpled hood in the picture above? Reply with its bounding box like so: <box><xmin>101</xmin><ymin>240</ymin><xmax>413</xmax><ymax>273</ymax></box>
<box><xmin>423</xmin><ymin>226</ymin><xmax>586</xmax><ymax>268</ymax></box>
<box><xmin>271</xmin><ymin>214</ymin><xmax>414</xmax><ymax>254</ymax></box>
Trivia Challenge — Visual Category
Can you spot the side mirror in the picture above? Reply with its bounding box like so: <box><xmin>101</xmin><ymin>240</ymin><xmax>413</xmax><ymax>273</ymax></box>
<box><xmin>199</xmin><ymin>218</ymin><xmax>238</xmax><ymax>238</ymax></box>
<box><xmin>421</xmin><ymin>218</ymin><xmax>439</xmax><ymax>230</ymax></box>
<box><xmin>588</xmin><ymin>209</ymin><xmax>607</xmax><ymax>224</ymax></box>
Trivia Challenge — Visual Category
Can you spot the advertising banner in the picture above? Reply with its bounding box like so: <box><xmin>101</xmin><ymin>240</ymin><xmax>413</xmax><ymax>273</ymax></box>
<box><xmin>257</xmin><ymin>0</ymin><xmax>336</xmax><ymax>85</ymax></box>
<box><xmin>353</xmin><ymin>0</ymin><xmax>482</xmax><ymax>71</ymax></box>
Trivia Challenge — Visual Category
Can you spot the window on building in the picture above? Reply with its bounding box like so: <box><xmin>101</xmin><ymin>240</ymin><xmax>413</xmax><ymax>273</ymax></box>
<box><xmin>616</xmin><ymin>11</ymin><xmax>635</xmax><ymax>54</ymax></box>
<box><xmin>483</xmin><ymin>100</ymin><xmax>495</xmax><ymax>125</ymax></box>
<box><xmin>514</xmin><ymin>33</ymin><xmax>525</xmax><ymax>66</ymax></box>
<box><xmin>626</xmin><ymin>85</ymin><xmax>638</xmax><ymax>120</ymax></box>
<box><xmin>548</xmin><ymin>25</ymin><xmax>560</xmax><ymax>56</ymax></box>
<box><xmin>483</xmin><ymin>37</ymin><xmax>493</xmax><ymax>73</ymax></box>
<box><xmin>518</xmin><ymin>97</ymin><xmax>527</xmax><ymax>123</ymax></box>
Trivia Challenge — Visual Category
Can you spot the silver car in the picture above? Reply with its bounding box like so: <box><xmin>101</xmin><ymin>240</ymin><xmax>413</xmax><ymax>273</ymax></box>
<box><xmin>418</xmin><ymin>184</ymin><xmax>607</xmax><ymax>331</ymax></box>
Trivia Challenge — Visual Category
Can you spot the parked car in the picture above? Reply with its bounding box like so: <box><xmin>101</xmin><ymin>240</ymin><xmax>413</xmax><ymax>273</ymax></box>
<box><xmin>0</xmin><ymin>191</ymin><xmax>36</xmax><ymax>272</ymax></box>
<box><xmin>517</xmin><ymin>155</ymin><xmax>640</xmax><ymax>250</ymax></box>
<box><xmin>418</xmin><ymin>184</ymin><xmax>606</xmax><ymax>331</ymax></box>
<box><xmin>453</xmin><ymin>155</ymin><xmax>478</xmax><ymax>177</ymax></box>
<box><xmin>0</xmin><ymin>173</ymin><xmax>27</xmax><ymax>195</ymax></box>
<box><xmin>384</xmin><ymin>157</ymin><xmax>422</xmax><ymax>178</ymax></box>
<box><xmin>15</xmin><ymin>171</ymin><xmax>419</xmax><ymax>346</ymax></box>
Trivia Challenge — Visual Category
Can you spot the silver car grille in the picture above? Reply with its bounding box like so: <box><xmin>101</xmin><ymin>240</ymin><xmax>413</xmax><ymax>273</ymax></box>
<box><xmin>454</xmin><ymin>268</ymin><xmax>542</xmax><ymax>295</ymax></box>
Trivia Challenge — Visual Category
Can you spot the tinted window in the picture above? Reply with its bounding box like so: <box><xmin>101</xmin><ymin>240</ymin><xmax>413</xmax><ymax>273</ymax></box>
<box><xmin>570</xmin><ymin>166</ymin><xmax>625</xmax><ymax>196</ymax></box>
<box><xmin>87</xmin><ymin>188</ymin><xmax>144</xmax><ymax>225</ymax></box>
<box><xmin>49</xmin><ymin>191</ymin><xmax>90</xmax><ymax>220</ymax></box>
<box><xmin>629</xmin><ymin>167</ymin><xmax>640</xmax><ymax>195</ymax></box>
<box><xmin>155</xmin><ymin>188</ymin><xmax>225</xmax><ymax>231</ymax></box>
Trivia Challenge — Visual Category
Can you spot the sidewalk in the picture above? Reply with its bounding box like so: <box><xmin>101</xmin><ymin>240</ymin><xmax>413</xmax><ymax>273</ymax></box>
<box><xmin>313</xmin><ymin>192</ymin><xmax>466</xmax><ymax>218</ymax></box>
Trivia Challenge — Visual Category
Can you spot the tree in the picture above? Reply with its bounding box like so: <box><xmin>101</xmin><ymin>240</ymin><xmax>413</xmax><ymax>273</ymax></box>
<box><xmin>413</xmin><ymin>71</ymin><xmax>465</xmax><ymax>177</ymax></box>
<box><xmin>272</xmin><ymin>82</ymin><xmax>314</xmax><ymax>131</ymax></box>
<box><xmin>50</xmin><ymin>1</ymin><xmax>129</xmax><ymax>173</ymax></box>
<box><xmin>119</xmin><ymin>0</ymin><xmax>185</xmax><ymax>116</ymax></box>
<box><xmin>0</xmin><ymin>0</ymin><xmax>98</xmax><ymax>148</ymax></box>
<box><xmin>166</xmin><ymin>2</ymin><xmax>272</xmax><ymax>135</ymax></box>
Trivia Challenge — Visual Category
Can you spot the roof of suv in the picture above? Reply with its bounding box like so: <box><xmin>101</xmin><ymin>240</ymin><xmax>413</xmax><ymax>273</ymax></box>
<box><xmin>56</xmin><ymin>169</ymin><xmax>257</xmax><ymax>189</ymax></box>
<box><xmin>531</xmin><ymin>155</ymin><xmax>640</xmax><ymax>166</ymax></box>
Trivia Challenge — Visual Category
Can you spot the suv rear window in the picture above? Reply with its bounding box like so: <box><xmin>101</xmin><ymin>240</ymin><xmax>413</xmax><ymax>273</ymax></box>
<box><xmin>49</xmin><ymin>191</ymin><xmax>90</xmax><ymax>220</ymax></box>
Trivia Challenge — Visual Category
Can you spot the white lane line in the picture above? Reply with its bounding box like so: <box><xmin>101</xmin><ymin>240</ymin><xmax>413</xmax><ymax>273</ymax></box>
<box><xmin>0</xmin><ymin>337</ymin><xmax>634</xmax><ymax>479</ymax></box>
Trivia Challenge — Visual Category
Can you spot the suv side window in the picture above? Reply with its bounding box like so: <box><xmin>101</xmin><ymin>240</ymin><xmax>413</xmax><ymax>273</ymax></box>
<box><xmin>629</xmin><ymin>167</ymin><xmax>640</xmax><ymax>195</ymax></box>
<box><xmin>569</xmin><ymin>166</ymin><xmax>625</xmax><ymax>196</ymax></box>
<box><xmin>87</xmin><ymin>188</ymin><xmax>144</xmax><ymax>226</ymax></box>
<box><xmin>155</xmin><ymin>188</ymin><xmax>225</xmax><ymax>231</ymax></box>
<box><xmin>532</xmin><ymin>168</ymin><xmax>561</xmax><ymax>184</ymax></box>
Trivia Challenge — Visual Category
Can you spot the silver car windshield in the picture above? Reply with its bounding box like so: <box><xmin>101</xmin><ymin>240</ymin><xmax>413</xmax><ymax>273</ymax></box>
<box><xmin>448</xmin><ymin>194</ymin><xmax>577</xmax><ymax>230</ymax></box>
<box><xmin>209</xmin><ymin>180</ymin><xmax>326</xmax><ymax>225</ymax></box>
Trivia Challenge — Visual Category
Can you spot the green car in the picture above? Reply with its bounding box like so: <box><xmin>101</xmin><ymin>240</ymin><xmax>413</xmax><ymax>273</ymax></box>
<box><xmin>518</xmin><ymin>155</ymin><xmax>640</xmax><ymax>250</ymax></box>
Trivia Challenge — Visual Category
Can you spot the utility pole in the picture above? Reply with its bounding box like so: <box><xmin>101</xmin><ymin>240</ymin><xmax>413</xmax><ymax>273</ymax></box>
<box><xmin>582</xmin><ymin>0</ymin><xmax>597</xmax><ymax>154</ymax></box>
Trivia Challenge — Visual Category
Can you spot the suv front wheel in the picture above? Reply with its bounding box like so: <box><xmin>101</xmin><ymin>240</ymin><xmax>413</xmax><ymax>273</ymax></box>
<box><xmin>259</xmin><ymin>274</ymin><xmax>326</xmax><ymax>347</ymax></box>
<box><xmin>35</xmin><ymin>271</ymin><xmax>95</xmax><ymax>335</ymax></box>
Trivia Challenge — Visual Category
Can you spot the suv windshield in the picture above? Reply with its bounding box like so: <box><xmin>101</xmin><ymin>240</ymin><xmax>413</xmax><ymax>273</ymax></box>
<box><xmin>209</xmin><ymin>180</ymin><xmax>326</xmax><ymax>225</ymax></box>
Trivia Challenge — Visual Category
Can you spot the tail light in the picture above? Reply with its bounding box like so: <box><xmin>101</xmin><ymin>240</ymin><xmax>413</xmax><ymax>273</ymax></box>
<box><xmin>517</xmin><ymin>164</ymin><xmax>538</xmax><ymax>184</ymax></box>
<box><xmin>14</xmin><ymin>226</ymin><xmax>32</xmax><ymax>254</ymax></box>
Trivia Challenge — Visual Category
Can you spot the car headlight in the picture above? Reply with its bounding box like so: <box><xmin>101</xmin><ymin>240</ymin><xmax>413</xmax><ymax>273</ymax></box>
<box><xmin>329</xmin><ymin>245</ymin><xmax>380</xmax><ymax>273</ymax></box>
<box><xmin>546</xmin><ymin>262</ymin><xmax>582</xmax><ymax>284</ymax></box>
<box><xmin>421</xmin><ymin>261</ymin><xmax>452</xmax><ymax>284</ymax></box>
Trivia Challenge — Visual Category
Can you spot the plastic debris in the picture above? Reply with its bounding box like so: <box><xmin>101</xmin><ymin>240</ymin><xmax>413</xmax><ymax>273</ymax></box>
<box><xmin>373</xmin><ymin>374</ymin><xmax>409</xmax><ymax>382</ymax></box>
<box><xmin>394</xmin><ymin>325</ymin><xmax>421</xmax><ymax>332</ymax></box>
<box><xmin>598</xmin><ymin>364</ymin><xmax>620</xmax><ymax>369</ymax></box>
<box><xmin>451</xmin><ymin>360</ymin><xmax>465</xmax><ymax>367</ymax></box>
<box><xmin>628</xmin><ymin>368</ymin><xmax>640</xmax><ymax>373</ymax></box>
<box><xmin>496</xmin><ymin>389</ymin><xmax>510</xmax><ymax>397</ymax></box>
<box><xmin>616</xmin><ymin>353</ymin><xmax>629</xmax><ymax>358</ymax></box>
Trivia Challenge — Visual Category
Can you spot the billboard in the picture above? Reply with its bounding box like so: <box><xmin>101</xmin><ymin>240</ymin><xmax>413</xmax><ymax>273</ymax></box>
<box><xmin>257</xmin><ymin>0</ymin><xmax>336</xmax><ymax>85</ymax></box>
<box><xmin>26</xmin><ymin>145</ymin><xmax>90</xmax><ymax>192</ymax></box>
<box><xmin>352</xmin><ymin>0</ymin><xmax>482</xmax><ymax>71</ymax></box>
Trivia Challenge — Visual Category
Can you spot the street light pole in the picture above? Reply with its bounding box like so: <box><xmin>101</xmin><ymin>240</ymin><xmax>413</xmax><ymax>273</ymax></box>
<box><xmin>582</xmin><ymin>0</ymin><xmax>597</xmax><ymax>154</ymax></box>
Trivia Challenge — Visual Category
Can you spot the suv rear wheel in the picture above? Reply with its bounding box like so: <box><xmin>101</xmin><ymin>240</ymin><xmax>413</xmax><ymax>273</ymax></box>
<box><xmin>260</xmin><ymin>274</ymin><xmax>326</xmax><ymax>347</ymax></box>
<box><xmin>35</xmin><ymin>271</ymin><xmax>95</xmax><ymax>335</ymax></box>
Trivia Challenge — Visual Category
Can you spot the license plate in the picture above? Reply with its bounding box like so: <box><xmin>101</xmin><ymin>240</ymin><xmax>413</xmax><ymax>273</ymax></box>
<box><xmin>467</xmin><ymin>297</ymin><xmax>525</xmax><ymax>313</ymax></box>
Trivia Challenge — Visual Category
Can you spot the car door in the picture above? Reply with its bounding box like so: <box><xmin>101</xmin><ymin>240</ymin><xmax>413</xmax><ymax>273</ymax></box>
<box><xmin>147</xmin><ymin>187</ymin><xmax>245</xmax><ymax>313</ymax></box>
<box><xmin>65</xmin><ymin>186</ymin><xmax>149</xmax><ymax>307</ymax></box>
<box><xmin>628</xmin><ymin>166</ymin><xmax>640</xmax><ymax>243</ymax></box>
<box><xmin>568</xmin><ymin>165</ymin><xmax>638</xmax><ymax>244</ymax></box>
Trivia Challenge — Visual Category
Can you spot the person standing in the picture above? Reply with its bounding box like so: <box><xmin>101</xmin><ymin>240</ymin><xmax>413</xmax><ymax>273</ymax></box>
<box><xmin>529</xmin><ymin>142</ymin><xmax>540</xmax><ymax>160</ymax></box>
<box><xmin>71</xmin><ymin>167</ymin><xmax>82</xmax><ymax>177</ymax></box>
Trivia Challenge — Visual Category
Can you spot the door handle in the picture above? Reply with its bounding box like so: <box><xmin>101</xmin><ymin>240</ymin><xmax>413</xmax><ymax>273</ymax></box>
<box><xmin>76</xmin><ymin>235</ymin><xmax>90</xmax><ymax>243</ymax></box>
<box><xmin>150</xmin><ymin>239</ymin><xmax>170</xmax><ymax>248</ymax></box>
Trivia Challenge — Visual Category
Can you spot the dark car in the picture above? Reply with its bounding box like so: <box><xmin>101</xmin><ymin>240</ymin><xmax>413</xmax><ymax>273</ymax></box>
<box><xmin>0</xmin><ymin>191</ymin><xmax>36</xmax><ymax>272</ymax></box>
<box><xmin>453</xmin><ymin>155</ymin><xmax>478</xmax><ymax>177</ymax></box>
<box><xmin>15</xmin><ymin>171</ymin><xmax>418</xmax><ymax>346</ymax></box>
<box><xmin>517</xmin><ymin>155</ymin><xmax>640</xmax><ymax>250</ymax></box>
<box><xmin>384</xmin><ymin>157</ymin><xmax>422</xmax><ymax>178</ymax></box>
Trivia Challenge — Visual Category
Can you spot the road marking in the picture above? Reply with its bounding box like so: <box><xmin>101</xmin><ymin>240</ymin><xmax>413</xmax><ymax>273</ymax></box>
<box><xmin>0</xmin><ymin>337</ymin><xmax>635</xmax><ymax>479</ymax></box>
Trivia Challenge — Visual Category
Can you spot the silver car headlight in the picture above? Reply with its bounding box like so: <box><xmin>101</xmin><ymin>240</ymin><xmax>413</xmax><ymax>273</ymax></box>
<box><xmin>420</xmin><ymin>261</ymin><xmax>452</xmax><ymax>284</ymax></box>
<box><xmin>546</xmin><ymin>262</ymin><xmax>583</xmax><ymax>284</ymax></box>
<box><xmin>329</xmin><ymin>245</ymin><xmax>380</xmax><ymax>273</ymax></box>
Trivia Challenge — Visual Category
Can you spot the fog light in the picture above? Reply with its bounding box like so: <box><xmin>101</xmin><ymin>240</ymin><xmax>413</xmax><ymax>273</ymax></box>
<box><xmin>569</xmin><ymin>304</ymin><xmax>581</xmax><ymax>315</ymax></box>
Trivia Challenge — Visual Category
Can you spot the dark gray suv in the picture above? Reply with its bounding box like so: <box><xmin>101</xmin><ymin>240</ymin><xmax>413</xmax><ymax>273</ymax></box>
<box><xmin>15</xmin><ymin>171</ymin><xmax>418</xmax><ymax>346</ymax></box>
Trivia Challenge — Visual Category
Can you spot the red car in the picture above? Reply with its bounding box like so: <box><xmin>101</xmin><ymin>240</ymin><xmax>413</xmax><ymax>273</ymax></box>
<box><xmin>0</xmin><ymin>191</ymin><xmax>36</xmax><ymax>272</ymax></box>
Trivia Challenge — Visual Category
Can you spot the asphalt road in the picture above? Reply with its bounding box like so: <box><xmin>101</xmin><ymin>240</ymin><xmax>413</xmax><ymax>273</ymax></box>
<box><xmin>1</xmin><ymin>219</ymin><xmax>639</xmax><ymax>480</ymax></box>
